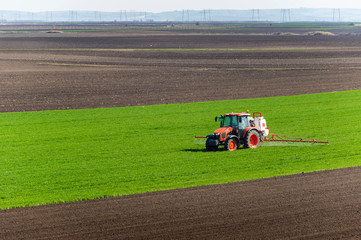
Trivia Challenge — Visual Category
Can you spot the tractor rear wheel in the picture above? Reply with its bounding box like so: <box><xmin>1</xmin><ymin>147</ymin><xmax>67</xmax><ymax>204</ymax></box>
<box><xmin>225</xmin><ymin>137</ymin><xmax>238</xmax><ymax>151</ymax></box>
<box><xmin>244</xmin><ymin>130</ymin><xmax>260</xmax><ymax>148</ymax></box>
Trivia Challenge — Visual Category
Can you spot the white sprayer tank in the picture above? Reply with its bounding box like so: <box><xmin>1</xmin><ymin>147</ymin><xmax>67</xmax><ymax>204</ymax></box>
<box><xmin>254</xmin><ymin>116</ymin><xmax>269</xmax><ymax>137</ymax></box>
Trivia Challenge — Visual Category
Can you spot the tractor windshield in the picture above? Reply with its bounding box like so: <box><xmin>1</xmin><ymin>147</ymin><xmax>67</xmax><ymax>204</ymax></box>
<box><xmin>221</xmin><ymin>115</ymin><xmax>238</xmax><ymax>128</ymax></box>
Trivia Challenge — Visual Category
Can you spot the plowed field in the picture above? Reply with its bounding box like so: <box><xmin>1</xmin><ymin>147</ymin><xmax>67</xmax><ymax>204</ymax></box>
<box><xmin>1</xmin><ymin>34</ymin><xmax>361</xmax><ymax>112</ymax></box>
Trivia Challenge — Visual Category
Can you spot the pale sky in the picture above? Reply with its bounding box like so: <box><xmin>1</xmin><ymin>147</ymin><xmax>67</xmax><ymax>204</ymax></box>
<box><xmin>2</xmin><ymin>0</ymin><xmax>361</xmax><ymax>12</ymax></box>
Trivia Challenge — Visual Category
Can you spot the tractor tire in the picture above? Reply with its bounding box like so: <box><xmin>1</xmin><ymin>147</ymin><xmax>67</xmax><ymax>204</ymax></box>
<box><xmin>206</xmin><ymin>145</ymin><xmax>218</xmax><ymax>151</ymax></box>
<box><xmin>225</xmin><ymin>137</ymin><xmax>238</xmax><ymax>151</ymax></box>
<box><xmin>206</xmin><ymin>138</ymin><xmax>218</xmax><ymax>151</ymax></box>
<box><xmin>244</xmin><ymin>130</ymin><xmax>260</xmax><ymax>149</ymax></box>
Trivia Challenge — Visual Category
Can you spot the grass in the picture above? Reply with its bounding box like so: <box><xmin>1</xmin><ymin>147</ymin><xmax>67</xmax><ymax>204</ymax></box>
<box><xmin>0</xmin><ymin>90</ymin><xmax>360</xmax><ymax>209</ymax></box>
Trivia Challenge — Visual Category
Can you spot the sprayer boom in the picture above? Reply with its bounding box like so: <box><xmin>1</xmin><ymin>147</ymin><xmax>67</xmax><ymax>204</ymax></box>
<box><xmin>264</xmin><ymin>134</ymin><xmax>329</xmax><ymax>144</ymax></box>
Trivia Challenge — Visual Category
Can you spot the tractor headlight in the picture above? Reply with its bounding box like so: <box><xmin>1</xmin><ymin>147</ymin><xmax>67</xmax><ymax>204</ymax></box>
<box><xmin>214</xmin><ymin>133</ymin><xmax>221</xmax><ymax>139</ymax></box>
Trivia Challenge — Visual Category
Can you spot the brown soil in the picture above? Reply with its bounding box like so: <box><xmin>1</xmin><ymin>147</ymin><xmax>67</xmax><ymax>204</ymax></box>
<box><xmin>1</xmin><ymin>34</ymin><xmax>361</xmax><ymax>112</ymax></box>
<box><xmin>1</xmin><ymin>28</ymin><xmax>361</xmax><ymax>239</ymax></box>
<box><xmin>1</xmin><ymin>167</ymin><xmax>361</xmax><ymax>239</ymax></box>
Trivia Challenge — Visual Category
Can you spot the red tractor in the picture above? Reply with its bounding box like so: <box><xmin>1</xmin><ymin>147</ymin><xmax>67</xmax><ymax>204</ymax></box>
<box><xmin>196</xmin><ymin>111</ymin><xmax>329</xmax><ymax>151</ymax></box>
<box><xmin>197</xmin><ymin>112</ymin><xmax>269</xmax><ymax>151</ymax></box>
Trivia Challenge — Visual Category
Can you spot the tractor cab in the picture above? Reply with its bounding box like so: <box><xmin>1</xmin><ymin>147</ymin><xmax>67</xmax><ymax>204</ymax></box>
<box><xmin>216</xmin><ymin>112</ymin><xmax>251</xmax><ymax>137</ymax></box>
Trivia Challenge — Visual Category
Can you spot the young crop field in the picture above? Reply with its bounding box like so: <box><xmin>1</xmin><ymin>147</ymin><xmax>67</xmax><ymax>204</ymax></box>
<box><xmin>0</xmin><ymin>90</ymin><xmax>360</xmax><ymax>209</ymax></box>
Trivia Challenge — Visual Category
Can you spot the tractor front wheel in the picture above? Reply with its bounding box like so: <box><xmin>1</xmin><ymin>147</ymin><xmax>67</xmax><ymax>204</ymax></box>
<box><xmin>225</xmin><ymin>137</ymin><xmax>238</xmax><ymax>151</ymax></box>
<box><xmin>206</xmin><ymin>138</ymin><xmax>218</xmax><ymax>151</ymax></box>
<box><xmin>244</xmin><ymin>130</ymin><xmax>260</xmax><ymax>148</ymax></box>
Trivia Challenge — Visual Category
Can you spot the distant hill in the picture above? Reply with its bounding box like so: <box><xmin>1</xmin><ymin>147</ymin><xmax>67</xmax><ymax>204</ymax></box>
<box><xmin>1</xmin><ymin>8</ymin><xmax>361</xmax><ymax>22</ymax></box>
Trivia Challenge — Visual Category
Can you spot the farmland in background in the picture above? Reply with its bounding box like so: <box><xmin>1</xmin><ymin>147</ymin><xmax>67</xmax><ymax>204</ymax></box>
<box><xmin>1</xmin><ymin>23</ymin><xmax>361</xmax><ymax>239</ymax></box>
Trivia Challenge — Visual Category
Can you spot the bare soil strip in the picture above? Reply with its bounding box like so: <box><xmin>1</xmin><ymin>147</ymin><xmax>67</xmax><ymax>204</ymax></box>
<box><xmin>1</xmin><ymin>45</ymin><xmax>361</xmax><ymax>112</ymax></box>
<box><xmin>1</xmin><ymin>167</ymin><xmax>361</xmax><ymax>239</ymax></box>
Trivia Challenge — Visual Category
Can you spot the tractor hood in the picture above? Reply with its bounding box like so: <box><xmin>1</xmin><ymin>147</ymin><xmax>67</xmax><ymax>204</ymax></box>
<box><xmin>213</xmin><ymin>126</ymin><xmax>233</xmax><ymax>141</ymax></box>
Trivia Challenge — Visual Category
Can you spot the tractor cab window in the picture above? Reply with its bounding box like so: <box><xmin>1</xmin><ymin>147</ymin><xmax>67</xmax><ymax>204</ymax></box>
<box><xmin>221</xmin><ymin>115</ymin><xmax>238</xmax><ymax>128</ymax></box>
<box><xmin>238</xmin><ymin>116</ymin><xmax>249</xmax><ymax>130</ymax></box>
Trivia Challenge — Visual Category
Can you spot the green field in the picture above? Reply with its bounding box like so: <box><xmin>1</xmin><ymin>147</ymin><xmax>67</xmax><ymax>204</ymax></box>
<box><xmin>1</xmin><ymin>90</ymin><xmax>360</xmax><ymax>209</ymax></box>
